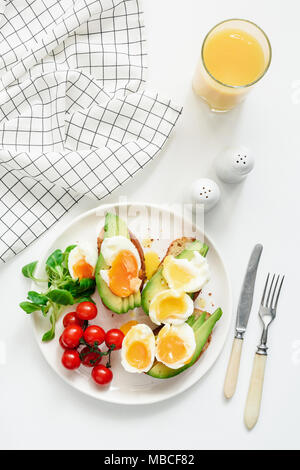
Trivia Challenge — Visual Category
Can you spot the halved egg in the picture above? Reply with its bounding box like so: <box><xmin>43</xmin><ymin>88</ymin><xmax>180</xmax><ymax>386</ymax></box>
<box><xmin>100</xmin><ymin>236</ymin><xmax>142</xmax><ymax>298</ymax></box>
<box><xmin>149</xmin><ymin>289</ymin><xmax>194</xmax><ymax>326</ymax></box>
<box><xmin>155</xmin><ymin>323</ymin><xmax>196</xmax><ymax>369</ymax></box>
<box><xmin>68</xmin><ymin>244</ymin><xmax>98</xmax><ymax>280</ymax></box>
<box><xmin>163</xmin><ymin>251</ymin><xmax>210</xmax><ymax>293</ymax></box>
<box><xmin>121</xmin><ymin>324</ymin><xmax>155</xmax><ymax>373</ymax></box>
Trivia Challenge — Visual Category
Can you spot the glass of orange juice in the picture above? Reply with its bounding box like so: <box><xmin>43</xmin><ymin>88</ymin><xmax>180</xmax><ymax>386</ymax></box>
<box><xmin>193</xmin><ymin>19</ymin><xmax>272</xmax><ymax>112</ymax></box>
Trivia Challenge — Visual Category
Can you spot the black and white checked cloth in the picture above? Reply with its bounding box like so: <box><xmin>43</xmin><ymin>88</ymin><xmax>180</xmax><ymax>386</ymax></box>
<box><xmin>0</xmin><ymin>0</ymin><xmax>182</xmax><ymax>264</ymax></box>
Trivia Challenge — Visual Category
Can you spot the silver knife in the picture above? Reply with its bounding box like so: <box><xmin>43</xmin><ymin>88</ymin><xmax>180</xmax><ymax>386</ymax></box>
<box><xmin>224</xmin><ymin>244</ymin><xmax>263</xmax><ymax>399</ymax></box>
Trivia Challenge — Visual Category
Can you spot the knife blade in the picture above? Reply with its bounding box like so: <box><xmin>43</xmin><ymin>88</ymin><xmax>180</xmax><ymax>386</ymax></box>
<box><xmin>224</xmin><ymin>243</ymin><xmax>263</xmax><ymax>398</ymax></box>
<box><xmin>235</xmin><ymin>243</ymin><xmax>263</xmax><ymax>339</ymax></box>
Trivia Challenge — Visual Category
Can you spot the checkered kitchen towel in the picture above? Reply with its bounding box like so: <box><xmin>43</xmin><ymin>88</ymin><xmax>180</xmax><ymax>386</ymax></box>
<box><xmin>0</xmin><ymin>0</ymin><xmax>182</xmax><ymax>264</ymax></box>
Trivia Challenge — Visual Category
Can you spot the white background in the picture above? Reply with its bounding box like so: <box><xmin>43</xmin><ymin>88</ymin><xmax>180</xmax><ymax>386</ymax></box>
<box><xmin>1</xmin><ymin>0</ymin><xmax>299</xmax><ymax>450</ymax></box>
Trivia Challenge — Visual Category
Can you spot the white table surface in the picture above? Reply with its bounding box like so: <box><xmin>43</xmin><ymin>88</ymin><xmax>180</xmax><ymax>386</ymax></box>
<box><xmin>1</xmin><ymin>0</ymin><xmax>299</xmax><ymax>451</ymax></box>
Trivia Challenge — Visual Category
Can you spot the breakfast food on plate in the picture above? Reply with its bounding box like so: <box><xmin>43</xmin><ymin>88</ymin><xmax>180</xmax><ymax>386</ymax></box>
<box><xmin>20</xmin><ymin>246</ymin><xmax>96</xmax><ymax>341</ymax></box>
<box><xmin>121</xmin><ymin>324</ymin><xmax>155</xmax><ymax>373</ymax></box>
<box><xmin>147</xmin><ymin>308</ymin><xmax>222</xmax><ymax>379</ymax></box>
<box><xmin>155</xmin><ymin>323</ymin><xmax>196</xmax><ymax>369</ymax></box>
<box><xmin>21</xmin><ymin>209</ymin><xmax>223</xmax><ymax>388</ymax></box>
<box><xmin>95</xmin><ymin>213</ymin><xmax>145</xmax><ymax>314</ymax></box>
<box><xmin>163</xmin><ymin>251</ymin><xmax>210</xmax><ymax>293</ymax></box>
<box><xmin>68</xmin><ymin>244</ymin><xmax>98</xmax><ymax>280</ymax></box>
<box><xmin>141</xmin><ymin>237</ymin><xmax>209</xmax><ymax>315</ymax></box>
<box><xmin>149</xmin><ymin>289</ymin><xmax>194</xmax><ymax>325</ymax></box>
<box><xmin>59</xmin><ymin>306</ymin><xmax>125</xmax><ymax>385</ymax></box>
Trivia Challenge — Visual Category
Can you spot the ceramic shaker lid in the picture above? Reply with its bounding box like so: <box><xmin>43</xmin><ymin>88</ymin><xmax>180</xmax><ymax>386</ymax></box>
<box><xmin>190</xmin><ymin>178</ymin><xmax>220</xmax><ymax>212</ymax></box>
<box><xmin>215</xmin><ymin>146</ymin><xmax>254</xmax><ymax>183</ymax></box>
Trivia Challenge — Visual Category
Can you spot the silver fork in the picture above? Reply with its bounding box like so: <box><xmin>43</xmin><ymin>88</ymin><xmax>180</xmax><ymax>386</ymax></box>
<box><xmin>244</xmin><ymin>273</ymin><xmax>284</xmax><ymax>430</ymax></box>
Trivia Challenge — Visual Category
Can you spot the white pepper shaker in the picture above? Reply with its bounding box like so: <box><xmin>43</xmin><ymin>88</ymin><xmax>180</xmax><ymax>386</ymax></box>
<box><xmin>215</xmin><ymin>146</ymin><xmax>254</xmax><ymax>183</ymax></box>
<box><xmin>190</xmin><ymin>178</ymin><xmax>220</xmax><ymax>212</ymax></box>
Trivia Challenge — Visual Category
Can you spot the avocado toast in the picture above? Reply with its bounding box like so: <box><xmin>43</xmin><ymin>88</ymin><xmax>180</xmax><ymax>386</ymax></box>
<box><xmin>141</xmin><ymin>237</ymin><xmax>209</xmax><ymax>314</ymax></box>
<box><xmin>141</xmin><ymin>236</ymin><xmax>222</xmax><ymax>378</ymax></box>
<box><xmin>95</xmin><ymin>213</ymin><xmax>145</xmax><ymax>314</ymax></box>
<box><xmin>147</xmin><ymin>307</ymin><xmax>222</xmax><ymax>378</ymax></box>
<box><xmin>96</xmin><ymin>215</ymin><xmax>222</xmax><ymax>379</ymax></box>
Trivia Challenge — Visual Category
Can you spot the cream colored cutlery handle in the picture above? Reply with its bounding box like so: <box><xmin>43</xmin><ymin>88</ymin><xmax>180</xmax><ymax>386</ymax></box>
<box><xmin>244</xmin><ymin>353</ymin><xmax>267</xmax><ymax>430</ymax></box>
<box><xmin>224</xmin><ymin>338</ymin><xmax>243</xmax><ymax>399</ymax></box>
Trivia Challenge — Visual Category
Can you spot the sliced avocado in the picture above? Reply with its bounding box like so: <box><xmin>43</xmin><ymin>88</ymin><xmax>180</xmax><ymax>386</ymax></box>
<box><xmin>147</xmin><ymin>308</ymin><xmax>222</xmax><ymax>379</ymax></box>
<box><xmin>141</xmin><ymin>240</ymin><xmax>209</xmax><ymax>315</ymax></box>
<box><xmin>95</xmin><ymin>213</ymin><xmax>142</xmax><ymax>314</ymax></box>
<box><xmin>103</xmin><ymin>212</ymin><xmax>129</xmax><ymax>239</ymax></box>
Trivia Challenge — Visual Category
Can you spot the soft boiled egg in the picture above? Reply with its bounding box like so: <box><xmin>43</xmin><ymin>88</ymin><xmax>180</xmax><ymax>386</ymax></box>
<box><xmin>149</xmin><ymin>289</ymin><xmax>194</xmax><ymax>326</ymax></box>
<box><xmin>121</xmin><ymin>324</ymin><xmax>155</xmax><ymax>373</ymax></box>
<box><xmin>68</xmin><ymin>244</ymin><xmax>98</xmax><ymax>280</ymax></box>
<box><xmin>155</xmin><ymin>323</ymin><xmax>196</xmax><ymax>369</ymax></box>
<box><xmin>162</xmin><ymin>251</ymin><xmax>210</xmax><ymax>293</ymax></box>
<box><xmin>100</xmin><ymin>236</ymin><xmax>142</xmax><ymax>298</ymax></box>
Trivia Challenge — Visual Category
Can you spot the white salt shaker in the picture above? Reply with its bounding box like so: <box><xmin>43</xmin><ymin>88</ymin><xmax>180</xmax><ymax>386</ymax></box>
<box><xmin>190</xmin><ymin>178</ymin><xmax>220</xmax><ymax>212</ymax></box>
<box><xmin>215</xmin><ymin>146</ymin><xmax>254</xmax><ymax>183</ymax></box>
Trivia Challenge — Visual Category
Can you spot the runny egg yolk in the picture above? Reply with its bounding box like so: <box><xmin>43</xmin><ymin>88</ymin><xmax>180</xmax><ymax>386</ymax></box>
<box><xmin>157</xmin><ymin>294</ymin><xmax>187</xmax><ymax>321</ymax></box>
<box><xmin>108</xmin><ymin>250</ymin><xmax>139</xmax><ymax>298</ymax></box>
<box><xmin>156</xmin><ymin>335</ymin><xmax>187</xmax><ymax>365</ymax></box>
<box><xmin>126</xmin><ymin>341</ymin><xmax>151</xmax><ymax>370</ymax></box>
<box><xmin>72</xmin><ymin>258</ymin><xmax>95</xmax><ymax>280</ymax></box>
<box><xmin>163</xmin><ymin>256</ymin><xmax>193</xmax><ymax>289</ymax></box>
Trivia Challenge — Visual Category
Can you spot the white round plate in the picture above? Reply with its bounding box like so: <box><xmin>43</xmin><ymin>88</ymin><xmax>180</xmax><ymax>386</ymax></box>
<box><xmin>32</xmin><ymin>203</ymin><xmax>232</xmax><ymax>405</ymax></box>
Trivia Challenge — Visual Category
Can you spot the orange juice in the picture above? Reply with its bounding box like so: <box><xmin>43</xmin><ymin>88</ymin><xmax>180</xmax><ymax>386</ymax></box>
<box><xmin>193</xmin><ymin>20</ymin><xmax>271</xmax><ymax>111</ymax></box>
<box><xmin>203</xmin><ymin>29</ymin><xmax>265</xmax><ymax>86</ymax></box>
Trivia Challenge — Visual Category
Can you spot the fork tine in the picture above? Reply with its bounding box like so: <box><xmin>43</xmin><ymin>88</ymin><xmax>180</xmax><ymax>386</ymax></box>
<box><xmin>261</xmin><ymin>273</ymin><xmax>270</xmax><ymax>306</ymax></box>
<box><xmin>266</xmin><ymin>274</ymin><xmax>275</xmax><ymax>307</ymax></box>
<box><xmin>274</xmin><ymin>275</ymin><xmax>285</xmax><ymax>310</ymax></box>
<box><xmin>270</xmin><ymin>275</ymin><xmax>280</xmax><ymax>309</ymax></box>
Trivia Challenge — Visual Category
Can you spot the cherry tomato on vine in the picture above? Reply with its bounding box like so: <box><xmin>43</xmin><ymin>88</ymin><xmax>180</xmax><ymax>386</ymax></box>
<box><xmin>63</xmin><ymin>312</ymin><xmax>84</xmax><ymax>328</ymax></box>
<box><xmin>61</xmin><ymin>349</ymin><xmax>81</xmax><ymax>370</ymax></box>
<box><xmin>76</xmin><ymin>301</ymin><xmax>97</xmax><ymax>321</ymax></box>
<box><xmin>105</xmin><ymin>329</ymin><xmax>124</xmax><ymax>350</ymax></box>
<box><xmin>61</xmin><ymin>325</ymin><xmax>83</xmax><ymax>349</ymax></box>
<box><xmin>80</xmin><ymin>346</ymin><xmax>102</xmax><ymax>367</ymax></box>
<box><xmin>83</xmin><ymin>325</ymin><xmax>105</xmax><ymax>346</ymax></box>
<box><xmin>91</xmin><ymin>364</ymin><xmax>113</xmax><ymax>385</ymax></box>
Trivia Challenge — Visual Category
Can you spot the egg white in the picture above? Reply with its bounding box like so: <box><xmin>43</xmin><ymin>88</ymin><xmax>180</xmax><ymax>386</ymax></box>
<box><xmin>149</xmin><ymin>289</ymin><xmax>194</xmax><ymax>326</ymax></box>
<box><xmin>162</xmin><ymin>251</ymin><xmax>210</xmax><ymax>293</ymax></box>
<box><xmin>155</xmin><ymin>323</ymin><xmax>196</xmax><ymax>369</ymax></box>
<box><xmin>121</xmin><ymin>324</ymin><xmax>155</xmax><ymax>373</ymax></box>
<box><xmin>68</xmin><ymin>244</ymin><xmax>98</xmax><ymax>280</ymax></box>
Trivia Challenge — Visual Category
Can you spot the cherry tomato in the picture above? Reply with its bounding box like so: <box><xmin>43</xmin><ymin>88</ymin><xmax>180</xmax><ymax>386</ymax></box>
<box><xmin>91</xmin><ymin>365</ymin><xmax>113</xmax><ymax>385</ymax></box>
<box><xmin>59</xmin><ymin>335</ymin><xmax>68</xmax><ymax>349</ymax></box>
<box><xmin>76</xmin><ymin>301</ymin><xmax>97</xmax><ymax>321</ymax></box>
<box><xmin>105</xmin><ymin>329</ymin><xmax>124</xmax><ymax>350</ymax></box>
<box><xmin>83</xmin><ymin>325</ymin><xmax>105</xmax><ymax>346</ymax></box>
<box><xmin>80</xmin><ymin>346</ymin><xmax>102</xmax><ymax>367</ymax></box>
<box><xmin>61</xmin><ymin>325</ymin><xmax>83</xmax><ymax>349</ymax></box>
<box><xmin>62</xmin><ymin>349</ymin><xmax>81</xmax><ymax>370</ymax></box>
<box><xmin>63</xmin><ymin>312</ymin><xmax>84</xmax><ymax>328</ymax></box>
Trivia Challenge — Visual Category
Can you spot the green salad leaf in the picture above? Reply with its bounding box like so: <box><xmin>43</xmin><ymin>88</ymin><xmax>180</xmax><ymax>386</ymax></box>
<box><xmin>20</xmin><ymin>245</ymin><xmax>96</xmax><ymax>342</ymax></box>
<box><xmin>47</xmin><ymin>289</ymin><xmax>74</xmax><ymax>305</ymax></box>
<box><xmin>20</xmin><ymin>301</ymin><xmax>41</xmax><ymax>314</ymax></box>
<box><xmin>22</xmin><ymin>262</ymin><xmax>40</xmax><ymax>281</ymax></box>
<box><xmin>27</xmin><ymin>291</ymin><xmax>49</xmax><ymax>306</ymax></box>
